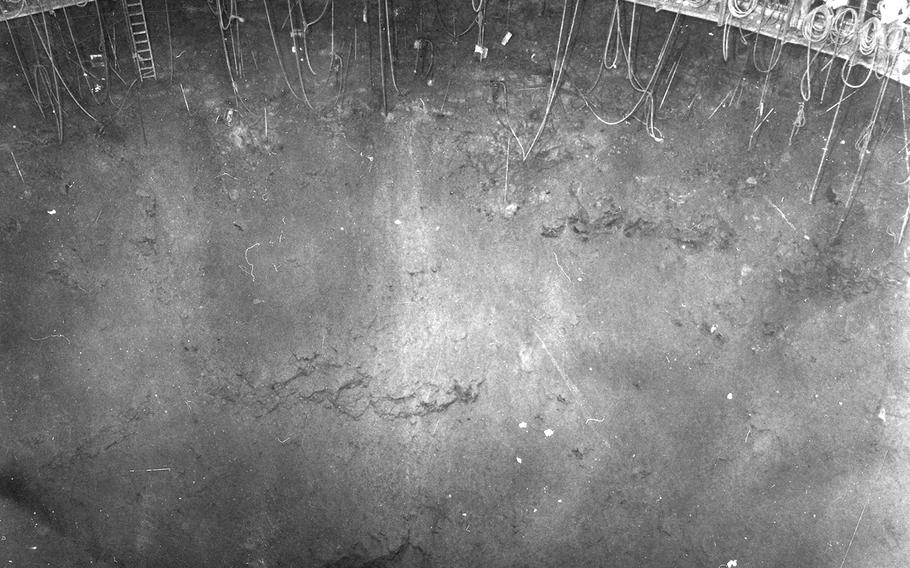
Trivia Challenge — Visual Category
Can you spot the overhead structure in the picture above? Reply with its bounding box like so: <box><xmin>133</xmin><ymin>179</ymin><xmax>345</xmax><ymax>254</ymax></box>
<box><xmin>1</xmin><ymin>0</ymin><xmax>156</xmax><ymax>81</ymax></box>
<box><xmin>629</xmin><ymin>0</ymin><xmax>910</xmax><ymax>87</ymax></box>
<box><xmin>0</xmin><ymin>0</ymin><xmax>95</xmax><ymax>21</ymax></box>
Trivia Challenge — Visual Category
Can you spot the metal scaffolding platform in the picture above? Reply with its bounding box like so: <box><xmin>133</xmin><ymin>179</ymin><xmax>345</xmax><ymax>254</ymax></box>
<box><xmin>0</xmin><ymin>0</ymin><xmax>96</xmax><ymax>21</ymax></box>
<box><xmin>628</xmin><ymin>0</ymin><xmax>910</xmax><ymax>87</ymax></box>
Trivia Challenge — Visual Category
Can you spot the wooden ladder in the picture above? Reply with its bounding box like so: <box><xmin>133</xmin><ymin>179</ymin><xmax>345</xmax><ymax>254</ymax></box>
<box><xmin>123</xmin><ymin>0</ymin><xmax>156</xmax><ymax>80</ymax></box>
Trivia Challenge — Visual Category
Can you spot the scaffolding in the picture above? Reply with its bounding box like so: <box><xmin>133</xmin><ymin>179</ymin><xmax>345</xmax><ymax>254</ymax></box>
<box><xmin>0</xmin><ymin>0</ymin><xmax>96</xmax><ymax>21</ymax></box>
<box><xmin>625</xmin><ymin>0</ymin><xmax>910</xmax><ymax>87</ymax></box>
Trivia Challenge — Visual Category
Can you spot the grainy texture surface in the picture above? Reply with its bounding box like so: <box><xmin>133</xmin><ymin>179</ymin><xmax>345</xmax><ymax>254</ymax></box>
<box><xmin>0</xmin><ymin>1</ymin><xmax>908</xmax><ymax>567</ymax></box>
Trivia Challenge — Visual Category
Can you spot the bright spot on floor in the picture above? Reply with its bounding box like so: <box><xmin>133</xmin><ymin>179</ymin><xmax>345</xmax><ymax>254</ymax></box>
<box><xmin>544</xmin><ymin>429</ymin><xmax>554</xmax><ymax>437</ymax></box>
<box><xmin>518</xmin><ymin>422</ymin><xmax>527</xmax><ymax>429</ymax></box>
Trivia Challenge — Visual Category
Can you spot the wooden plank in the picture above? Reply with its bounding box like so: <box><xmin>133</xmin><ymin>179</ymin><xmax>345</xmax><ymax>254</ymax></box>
<box><xmin>0</xmin><ymin>0</ymin><xmax>96</xmax><ymax>22</ymax></box>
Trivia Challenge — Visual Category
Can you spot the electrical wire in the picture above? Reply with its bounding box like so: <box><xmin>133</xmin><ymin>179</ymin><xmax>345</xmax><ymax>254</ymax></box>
<box><xmin>382</xmin><ymin>0</ymin><xmax>402</xmax><ymax>93</ymax></box>
<box><xmin>830</xmin><ymin>6</ymin><xmax>858</xmax><ymax>46</ymax></box>
<box><xmin>27</xmin><ymin>13</ymin><xmax>97</xmax><ymax>123</ymax></box>
<box><xmin>840</xmin><ymin>47</ymin><xmax>874</xmax><ymax>88</ymax></box>
<box><xmin>262</xmin><ymin>0</ymin><xmax>308</xmax><ymax>103</ymax></box>
<box><xmin>858</xmin><ymin>16</ymin><xmax>881</xmax><ymax>56</ymax></box>
<box><xmin>516</xmin><ymin>0</ymin><xmax>584</xmax><ymax>159</ymax></box>
<box><xmin>5</xmin><ymin>19</ymin><xmax>44</xmax><ymax>116</ymax></box>
<box><xmin>580</xmin><ymin>10</ymin><xmax>680</xmax><ymax>143</ymax></box>
<box><xmin>752</xmin><ymin>3</ymin><xmax>793</xmax><ymax>74</ymax></box>
<box><xmin>836</xmin><ymin>56</ymin><xmax>897</xmax><ymax>237</ymax></box>
<box><xmin>802</xmin><ymin>4</ymin><xmax>833</xmax><ymax>43</ymax></box>
<box><xmin>799</xmin><ymin>4</ymin><xmax>836</xmax><ymax>102</ymax></box>
<box><xmin>808</xmin><ymin>80</ymin><xmax>850</xmax><ymax>204</ymax></box>
<box><xmin>63</xmin><ymin>7</ymin><xmax>101</xmax><ymax>105</ymax></box>
<box><xmin>432</xmin><ymin>0</ymin><xmax>480</xmax><ymax>41</ymax></box>
<box><xmin>727</xmin><ymin>0</ymin><xmax>758</xmax><ymax>19</ymax></box>
<box><xmin>296</xmin><ymin>0</ymin><xmax>331</xmax><ymax>75</ymax></box>
<box><xmin>583</xmin><ymin>0</ymin><xmax>623</xmax><ymax>96</ymax></box>
<box><xmin>215</xmin><ymin>0</ymin><xmax>243</xmax><ymax>106</ymax></box>
<box><xmin>286</xmin><ymin>0</ymin><xmax>314</xmax><ymax>108</ymax></box>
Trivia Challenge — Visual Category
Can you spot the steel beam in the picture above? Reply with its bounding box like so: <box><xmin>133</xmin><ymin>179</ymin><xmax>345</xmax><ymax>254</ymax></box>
<box><xmin>0</xmin><ymin>0</ymin><xmax>96</xmax><ymax>22</ymax></box>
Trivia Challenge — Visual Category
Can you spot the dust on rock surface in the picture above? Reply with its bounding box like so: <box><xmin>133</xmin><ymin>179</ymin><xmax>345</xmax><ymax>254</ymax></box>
<box><xmin>1</xmin><ymin>0</ymin><xmax>909</xmax><ymax>566</ymax></box>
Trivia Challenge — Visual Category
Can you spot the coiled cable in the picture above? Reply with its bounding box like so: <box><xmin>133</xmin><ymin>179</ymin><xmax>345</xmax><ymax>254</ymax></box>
<box><xmin>728</xmin><ymin>0</ymin><xmax>759</xmax><ymax>19</ymax></box>
<box><xmin>858</xmin><ymin>16</ymin><xmax>882</xmax><ymax>55</ymax></box>
<box><xmin>802</xmin><ymin>4</ymin><xmax>833</xmax><ymax>43</ymax></box>
<box><xmin>830</xmin><ymin>7</ymin><xmax>859</xmax><ymax>45</ymax></box>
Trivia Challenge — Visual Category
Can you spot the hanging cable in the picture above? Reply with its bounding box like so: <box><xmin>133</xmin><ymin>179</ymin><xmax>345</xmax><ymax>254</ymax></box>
<box><xmin>799</xmin><ymin>4</ymin><xmax>834</xmax><ymax>102</ymax></box>
<box><xmin>579</xmin><ymin>11</ymin><xmax>680</xmax><ymax>143</ymax></box>
<box><xmin>808</xmin><ymin>81</ymin><xmax>850</xmax><ymax>204</ymax></box>
<box><xmin>517</xmin><ymin>0</ymin><xmax>584</xmax><ymax>159</ymax></box>
<box><xmin>840</xmin><ymin>47</ymin><xmax>874</xmax><ymax>88</ymax></box>
<box><xmin>752</xmin><ymin>2</ymin><xmax>794</xmax><ymax>74</ymax></box>
<box><xmin>39</xmin><ymin>12</ymin><xmax>62</xmax><ymax>142</ymax></box>
<box><xmin>830</xmin><ymin>6</ymin><xmax>858</xmax><ymax>46</ymax></box>
<box><xmin>836</xmin><ymin>56</ymin><xmax>896</xmax><ymax>237</ymax></box>
<box><xmin>584</xmin><ymin>0</ymin><xmax>623</xmax><ymax>96</ymax></box>
<box><xmin>215</xmin><ymin>0</ymin><xmax>243</xmax><ymax>106</ymax></box>
<box><xmin>857</xmin><ymin>16</ymin><xmax>881</xmax><ymax>56</ymax></box>
<box><xmin>286</xmin><ymin>0</ymin><xmax>314</xmax><ymax>108</ymax></box>
<box><xmin>296</xmin><ymin>0</ymin><xmax>331</xmax><ymax>75</ymax></box>
<box><xmin>27</xmin><ymin>13</ymin><xmax>97</xmax><ymax>124</ymax></box>
<box><xmin>63</xmin><ymin>7</ymin><xmax>101</xmax><ymax>105</ymax></box>
<box><xmin>5</xmin><ymin>20</ymin><xmax>44</xmax><ymax>116</ymax></box>
<box><xmin>383</xmin><ymin>0</ymin><xmax>402</xmax><ymax>93</ymax></box>
<box><xmin>728</xmin><ymin>0</ymin><xmax>759</xmax><ymax>19</ymax></box>
<box><xmin>802</xmin><ymin>4</ymin><xmax>833</xmax><ymax>43</ymax></box>
<box><xmin>263</xmin><ymin>0</ymin><xmax>308</xmax><ymax>102</ymax></box>
<box><xmin>93</xmin><ymin>1</ymin><xmax>111</xmax><ymax>101</ymax></box>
